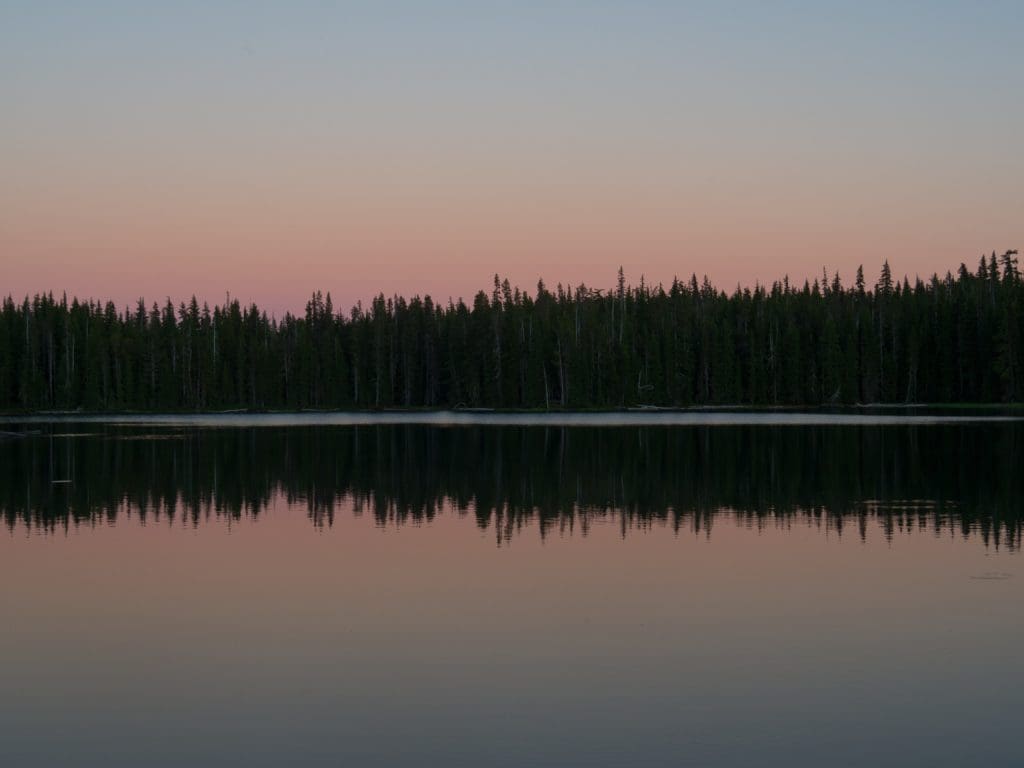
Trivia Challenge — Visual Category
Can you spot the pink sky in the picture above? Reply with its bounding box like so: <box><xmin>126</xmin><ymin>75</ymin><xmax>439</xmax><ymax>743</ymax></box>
<box><xmin>5</xmin><ymin>139</ymin><xmax>1019</xmax><ymax>317</ymax></box>
<box><xmin>3</xmin><ymin>3</ymin><xmax>1021</xmax><ymax>316</ymax></box>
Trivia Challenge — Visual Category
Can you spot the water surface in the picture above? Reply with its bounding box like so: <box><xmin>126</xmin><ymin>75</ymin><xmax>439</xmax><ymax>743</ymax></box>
<box><xmin>1</xmin><ymin>417</ymin><xmax>1022</xmax><ymax>766</ymax></box>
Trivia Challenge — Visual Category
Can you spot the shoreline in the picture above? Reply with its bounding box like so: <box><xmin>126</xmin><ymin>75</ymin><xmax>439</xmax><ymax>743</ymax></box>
<box><xmin>3</xmin><ymin>406</ymin><xmax>1023</xmax><ymax>428</ymax></box>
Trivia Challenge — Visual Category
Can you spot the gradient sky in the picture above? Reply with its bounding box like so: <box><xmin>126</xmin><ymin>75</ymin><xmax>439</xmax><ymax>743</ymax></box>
<box><xmin>3</xmin><ymin>1</ymin><xmax>1022</xmax><ymax>316</ymax></box>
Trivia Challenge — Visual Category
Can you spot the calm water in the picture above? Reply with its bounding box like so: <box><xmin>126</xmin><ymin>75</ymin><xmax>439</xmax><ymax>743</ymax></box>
<box><xmin>1</xmin><ymin>415</ymin><xmax>1022</xmax><ymax>767</ymax></box>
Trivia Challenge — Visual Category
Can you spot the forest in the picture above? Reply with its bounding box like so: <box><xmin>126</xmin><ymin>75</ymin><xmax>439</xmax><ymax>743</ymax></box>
<box><xmin>1</xmin><ymin>252</ymin><xmax>1020</xmax><ymax>410</ymax></box>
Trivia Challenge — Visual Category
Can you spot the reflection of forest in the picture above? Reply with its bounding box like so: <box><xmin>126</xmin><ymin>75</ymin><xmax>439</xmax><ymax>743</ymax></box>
<box><xmin>2</xmin><ymin>424</ymin><xmax>1021</xmax><ymax>548</ymax></box>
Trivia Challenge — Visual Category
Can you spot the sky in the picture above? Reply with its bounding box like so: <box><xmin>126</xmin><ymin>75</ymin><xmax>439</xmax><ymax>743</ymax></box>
<box><xmin>2</xmin><ymin>1</ymin><xmax>1023</xmax><ymax>316</ymax></box>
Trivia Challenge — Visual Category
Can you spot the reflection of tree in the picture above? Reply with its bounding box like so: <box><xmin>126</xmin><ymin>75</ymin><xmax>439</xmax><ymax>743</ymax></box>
<box><xmin>2</xmin><ymin>424</ymin><xmax>1021</xmax><ymax>549</ymax></box>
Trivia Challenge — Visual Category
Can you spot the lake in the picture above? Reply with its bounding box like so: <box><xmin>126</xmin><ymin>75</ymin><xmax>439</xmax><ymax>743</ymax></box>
<box><xmin>1</xmin><ymin>413</ymin><xmax>1022</xmax><ymax>767</ymax></box>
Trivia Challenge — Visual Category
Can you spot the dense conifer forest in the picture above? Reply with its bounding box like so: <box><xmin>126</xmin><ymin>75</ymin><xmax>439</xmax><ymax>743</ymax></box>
<box><xmin>1</xmin><ymin>252</ymin><xmax>1020</xmax><ymax>410</ymax></box>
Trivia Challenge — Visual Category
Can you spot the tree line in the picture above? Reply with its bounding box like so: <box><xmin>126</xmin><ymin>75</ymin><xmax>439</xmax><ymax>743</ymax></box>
<box><xmin>1</xmin><ymin>252</ymin><xmax>1020</xmax><ymax>410</ymax></box>
<box><xmin>3</xmin><ymin>423</ymin><xmax>1021</xmax><ymax>549</ymax></box>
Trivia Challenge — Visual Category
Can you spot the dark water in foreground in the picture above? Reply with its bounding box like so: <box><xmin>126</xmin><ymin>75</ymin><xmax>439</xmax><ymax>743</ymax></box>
<box><xmin>1</xmin><ymin>416</ymin><xmax>1022</xmax><ymax>767</ymax></box>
